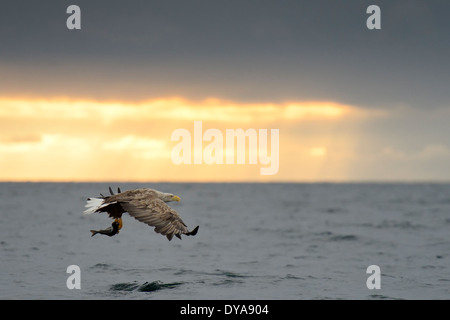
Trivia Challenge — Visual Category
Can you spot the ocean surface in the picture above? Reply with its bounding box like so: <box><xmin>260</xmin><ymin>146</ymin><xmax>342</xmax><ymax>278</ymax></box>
<box><xmin>0</xmin><ymin>182</ymin><xmax>449</xmax><ymax>300</ymax></box>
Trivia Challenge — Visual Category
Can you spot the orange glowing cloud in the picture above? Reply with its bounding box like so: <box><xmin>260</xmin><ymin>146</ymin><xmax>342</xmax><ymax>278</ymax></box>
<box><xmin>0</xmin><ymin>97</ymin><xmax>366</xmax><ymax>123</ymax></box>
<box><xmin>0</xmin><ymin>96</ymin><xmax>381</xmax><ymax>182</ymax></box>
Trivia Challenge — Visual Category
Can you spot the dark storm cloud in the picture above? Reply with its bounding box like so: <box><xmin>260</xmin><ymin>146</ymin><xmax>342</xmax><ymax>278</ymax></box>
<box><xmin>1</xmin><ymin>0</ymin><xmax>450</xmax><ymax>107</ymax></box>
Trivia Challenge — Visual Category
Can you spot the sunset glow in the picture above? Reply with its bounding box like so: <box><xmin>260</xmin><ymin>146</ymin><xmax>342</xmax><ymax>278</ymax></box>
<box><xmin>0</xmin><ymin>96</ymin><xmax>371</xmax><ymax>182</ymax></box>
<box><xmin>0</xmin><ymin>97</ymin><xmax>357</xmax><ymax>123</ymax></box>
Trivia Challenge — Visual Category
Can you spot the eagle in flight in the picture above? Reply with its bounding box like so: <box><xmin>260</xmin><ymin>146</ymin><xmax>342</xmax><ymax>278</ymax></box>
<box><xmin>84</xmin><ymin>187</ymin><xmax>199</xmax><ymax>241</ymax></box>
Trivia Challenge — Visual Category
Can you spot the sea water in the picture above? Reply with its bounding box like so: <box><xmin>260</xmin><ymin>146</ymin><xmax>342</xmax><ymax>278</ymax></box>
<box><xmin>0</xmin><ymin>182</ymin><xmax>449</xmax><ymax>299</ymax></box>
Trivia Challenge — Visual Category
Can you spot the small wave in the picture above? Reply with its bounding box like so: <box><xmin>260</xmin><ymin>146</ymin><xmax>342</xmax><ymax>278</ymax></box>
<box><xmin>213</xmin><ymin>278</ymin><xmax>244</xmax><ymax>286</ymax></box>
<box><xmin>283</xmin><ymin>274</ymin><xmax>305</xmax><ymax>280</ymax></box>
<box><xmin>110</xmin><ymin>281</ymin><xmax>183</xmax><ymax>293</ymax></box>
<box><xmin>368</xmin><ymin>294</ymin><xmax>405</xmax><ymax>300</ymax></box>
<box><xmin>315</xmin><ymin>231</ymin><xmax>358</xmax><ymax>241</ymax></box>
<box><xmin>329</xmin><ymin>234</ymin><xmax>358</xmax><ymax>241</ymax></box>
<box><xmin>375</xmin><ymin>220</ymin><xmax>424</xmax><ymax>230</ymax></box>
<box><xmin>138</xmin><ymin>281</ymin><xmax>183</xmax><ymax>292</ymax></box>
<box><xmin>214</xmin><ymin>269</ymin><xmax>250</xmax><ymax>278</ymax></box>
<box><xmin>90</xmin><ymin>263</ymin><xmax>112</xmax><ymax>270</ymax></box>
<box><xmin>321</xmin><ymin>207</ymin><xmax>347</xmax><ymax>214</ymax></box>
<box><xmin>110</xmin><ymin>282</ymin><xmax>139</xmax><ymax>291</ymax></box>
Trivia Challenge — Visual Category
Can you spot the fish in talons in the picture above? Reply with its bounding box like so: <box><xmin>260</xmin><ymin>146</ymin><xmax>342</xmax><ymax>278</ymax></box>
<box><xmin>90</xmin><ymin>218</ymin><xmax>123</xmax><ymax>237</ymax></box>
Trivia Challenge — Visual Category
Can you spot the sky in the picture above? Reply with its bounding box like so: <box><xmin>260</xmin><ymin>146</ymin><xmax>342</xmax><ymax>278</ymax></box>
<box><xmin>1</xmin><ymin>0</ymin><xmax>450</xmax><ymax>182</ymax></box>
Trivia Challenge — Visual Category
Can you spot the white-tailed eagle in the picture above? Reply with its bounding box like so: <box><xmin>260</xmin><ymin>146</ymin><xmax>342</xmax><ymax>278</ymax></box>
<box><xmin>84</xmin><ymin>187</ymin><xmax>199</xmax><ymax>241</ymax></box>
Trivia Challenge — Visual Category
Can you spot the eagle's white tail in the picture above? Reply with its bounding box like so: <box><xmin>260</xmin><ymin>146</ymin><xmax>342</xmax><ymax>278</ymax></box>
<box><xmin>83</xmin><ymin>198</ymin><xmax>105</xmax><ymax>214</ymax></box>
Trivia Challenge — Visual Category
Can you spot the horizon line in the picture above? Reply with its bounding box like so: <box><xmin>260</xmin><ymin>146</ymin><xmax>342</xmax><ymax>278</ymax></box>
<box><xmin>1</xmin><ymin>180</ymin><xmax>450</xmax><ymax>184</ymax></box>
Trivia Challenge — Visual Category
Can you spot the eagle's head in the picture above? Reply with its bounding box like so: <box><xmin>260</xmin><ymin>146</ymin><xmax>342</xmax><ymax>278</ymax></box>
<box><xmin>157</xmin><ymin>191</ymin><xmax>181</xmax><ymax>202</ymax></box>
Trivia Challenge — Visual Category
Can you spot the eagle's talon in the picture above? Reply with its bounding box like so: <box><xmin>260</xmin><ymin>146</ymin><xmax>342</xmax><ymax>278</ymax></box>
<box><xmin>114</xmin><ymin>218</ymin><xmax>123</xmax><ymax>230</ymax></box>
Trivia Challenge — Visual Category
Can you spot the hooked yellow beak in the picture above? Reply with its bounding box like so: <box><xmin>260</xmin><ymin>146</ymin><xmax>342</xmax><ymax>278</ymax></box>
<box><xmin>172</xmin><ymin>195</ymin><xmax>181</xmax><ymax>202</ymax></box>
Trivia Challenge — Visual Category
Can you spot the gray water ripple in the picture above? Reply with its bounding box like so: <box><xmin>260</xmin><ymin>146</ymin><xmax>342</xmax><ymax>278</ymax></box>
<box><xmin>110</xmin><ymin>281</ymin><xmax>184</xmax><ymax>293</ymax></box>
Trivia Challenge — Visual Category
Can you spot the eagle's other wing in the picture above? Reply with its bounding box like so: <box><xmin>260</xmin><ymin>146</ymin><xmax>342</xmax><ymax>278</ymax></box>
<box><xmin>120</xmin><ymin>198</ymin><xmax>197</xmax><ymax>241</ymax></box>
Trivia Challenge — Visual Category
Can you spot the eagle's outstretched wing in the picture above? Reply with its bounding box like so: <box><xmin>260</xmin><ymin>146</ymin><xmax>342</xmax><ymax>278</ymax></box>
<box><xmin>120</xmin><ymin>198</ymin><xmax>199</xmax><ymax>241</ymax></box>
